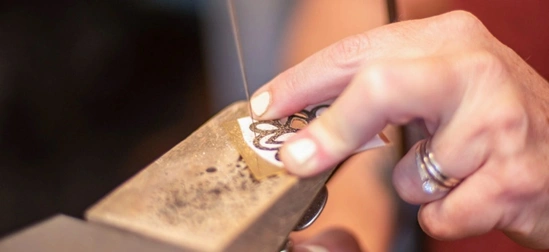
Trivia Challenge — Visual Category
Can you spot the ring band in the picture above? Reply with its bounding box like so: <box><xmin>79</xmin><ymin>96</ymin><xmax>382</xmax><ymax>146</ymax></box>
<box><xmin>416</xmin><ymin>139</ymin><xmax>462</xmax><ymax>194</ymax></box>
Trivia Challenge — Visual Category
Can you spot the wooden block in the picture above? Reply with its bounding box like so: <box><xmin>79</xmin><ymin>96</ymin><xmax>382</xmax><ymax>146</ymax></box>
<box><xmin>0</xmin><ymin>214</ymin><xmax>182</xmax><ymax>252</ymax></box>
<box><xmin>86</xmin><ymin>101</ymin><xmax>332</xmax><ymax>251</ymax></box>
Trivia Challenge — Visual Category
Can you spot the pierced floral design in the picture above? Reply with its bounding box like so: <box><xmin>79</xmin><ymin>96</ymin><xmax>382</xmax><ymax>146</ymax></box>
<box><xmin>249</xmin><ymin>105</ymin><xmax>329</xmax><ymax>161</ymax></box>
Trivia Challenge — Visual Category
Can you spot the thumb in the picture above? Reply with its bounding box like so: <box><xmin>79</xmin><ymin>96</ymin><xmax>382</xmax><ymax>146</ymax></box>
<box><xmin>292</xmin><ymin>228</ymin><xmax>364</xmax><ymax>252</ymax></box>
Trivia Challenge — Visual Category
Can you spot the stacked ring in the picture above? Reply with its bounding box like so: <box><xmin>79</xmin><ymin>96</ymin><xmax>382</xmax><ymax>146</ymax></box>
<box><xmin>416</xmin><ymin>139</ymin><xmax>462</xmax><ymax>194</ymax></box>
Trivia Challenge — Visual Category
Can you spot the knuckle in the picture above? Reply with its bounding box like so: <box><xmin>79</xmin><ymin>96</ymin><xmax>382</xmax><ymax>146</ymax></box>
<box><xmin>487</xmin><ymin>102</ymin><xmax>528</xmax><ymax>153</ymax></box>
<box><xmin>326</xmin><ymin>33</ymin><xmax>371</xmax><ymax>68</ymax></box>
<box><xmin>468</xmin><ymin>50</ymin><xmax>507</xmax><ymax>79</ymax></box>
<box><xmin>490</xmin><ymin>104</ymin><xmax>527</xmax><ymax>134</ymax></box>
<box><xmin>357</xmin><ymin>63</ymin><xmax>390</xmax><ymax>97</ymax></box>
<box><xmin>356</xmin><ymin>63</ymin><xmax>397</xmax><ymax>113</ymax></box>
<box><xmin>461</xmin><ymin>50</ymin><xmax>511</xmax><ymax>91</ymax></box>
<box><xmin>445</xmin><ymin>10</ymin><xmax>485</xmax><ymax>34</ymax></box>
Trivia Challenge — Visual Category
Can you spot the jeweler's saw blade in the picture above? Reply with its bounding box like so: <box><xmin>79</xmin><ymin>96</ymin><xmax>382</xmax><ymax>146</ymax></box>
<box><xmin>227</xmin><ymin>0</ymin><xmax>253</xmax><ymax>118</ymax></box>
<box><xmin>227</xmin><ymin>0</ymin><xmax>263</xmax><ymax>178</ymax></box>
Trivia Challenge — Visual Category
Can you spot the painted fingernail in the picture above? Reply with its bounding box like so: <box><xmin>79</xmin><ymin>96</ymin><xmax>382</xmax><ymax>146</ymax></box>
<box><xmin>250</xmin><ymin>91</ymin><xmax>270</xmax><ymax>117</ymax></box>
<box><xmin>298</xmin><ymin>245</ymin><xmax>329</xmax><ymax>252</ymax></box>
<box><xmin>286</xmin><ymin>138</ymin><xmax>317</xmax><ymax>173</ymax></box>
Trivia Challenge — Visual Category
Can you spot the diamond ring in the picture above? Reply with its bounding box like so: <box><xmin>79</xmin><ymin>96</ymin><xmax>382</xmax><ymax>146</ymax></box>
<box><xmin>416</xmin><ymin>139</ymin><xmax>462</xmax><ymax>194</ymax></box>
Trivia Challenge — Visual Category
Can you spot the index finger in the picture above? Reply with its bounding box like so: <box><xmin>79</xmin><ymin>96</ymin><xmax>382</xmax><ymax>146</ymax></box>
<box><xmin>249</xmin><ymin>12</ymin><xmax>462</xmax><ymax>120</ymax></box>
<box><xmin>279</xmin><ymin>56</ymin><xmax>464</xmax><ymax>176</ymax></box>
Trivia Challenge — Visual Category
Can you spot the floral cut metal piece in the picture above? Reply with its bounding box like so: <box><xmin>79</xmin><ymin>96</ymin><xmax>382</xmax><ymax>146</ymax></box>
<box><xmin>249</xmin><ymin>105</ymin><xmax>329</xmax><ymax>161</ymax></box>
<box><xmin>237</xmin><ymin>101</ymin><xmax>387</xmax><ymax>169</ymax></box>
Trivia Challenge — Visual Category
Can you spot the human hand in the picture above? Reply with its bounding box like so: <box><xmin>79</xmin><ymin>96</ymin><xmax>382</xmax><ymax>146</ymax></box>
<box><xmin>250</xmin><ymin>11</ymin><xmax>549</xmax><ymax>249</ymax></box>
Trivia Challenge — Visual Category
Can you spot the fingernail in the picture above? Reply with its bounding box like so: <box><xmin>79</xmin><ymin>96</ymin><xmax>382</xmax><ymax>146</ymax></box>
<box><xmin>250</xmin><ymin>91</ymin><xmax>270</xmax><ymax>117</ymax></box>
<box><xmin>286</xmin><ymin>138</ymin><xmax>317</xmax><ymax>172</ymax></box>
<box><xmin>299</xmin><ymin>245</ymin><xmax>329</xmax><ymax>252</ymax></box>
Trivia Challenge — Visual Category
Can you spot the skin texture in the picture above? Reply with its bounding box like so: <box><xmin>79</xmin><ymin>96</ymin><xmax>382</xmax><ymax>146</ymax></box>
<box><xmin>252</xmin><ymin>11</ymin><xmax>549</xmax><ymax>249</ymax></box>
<box><xmin>280</xmin><ymin>1</ymin><xmax>399</xmax><ymax>251</ymax></box>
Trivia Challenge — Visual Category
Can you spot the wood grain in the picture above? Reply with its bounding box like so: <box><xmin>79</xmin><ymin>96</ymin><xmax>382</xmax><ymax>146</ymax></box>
<box><xmin>86</xmin><ymin>101</ymin><xmax>333</xmax><ymax>251</ymax></box>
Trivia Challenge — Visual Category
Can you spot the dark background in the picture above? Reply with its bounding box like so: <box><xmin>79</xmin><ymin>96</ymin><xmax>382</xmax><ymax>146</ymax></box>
<box><xmin>0</xmin><ymin>1</ymin><xmax>211</xmax><ymax>236</ymax></box>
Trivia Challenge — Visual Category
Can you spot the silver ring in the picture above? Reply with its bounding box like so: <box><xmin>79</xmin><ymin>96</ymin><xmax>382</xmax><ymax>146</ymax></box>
<box><xmin>416</xmin><ymin>139</ymin><xmax>462</xmax><ymax>194</ymax></box>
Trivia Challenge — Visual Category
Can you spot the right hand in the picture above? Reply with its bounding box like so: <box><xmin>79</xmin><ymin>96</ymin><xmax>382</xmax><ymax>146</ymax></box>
<box><xmin>251</xmin><ymin>10</ymin><xmax>549</xmax><ymax>249</ymax></box>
